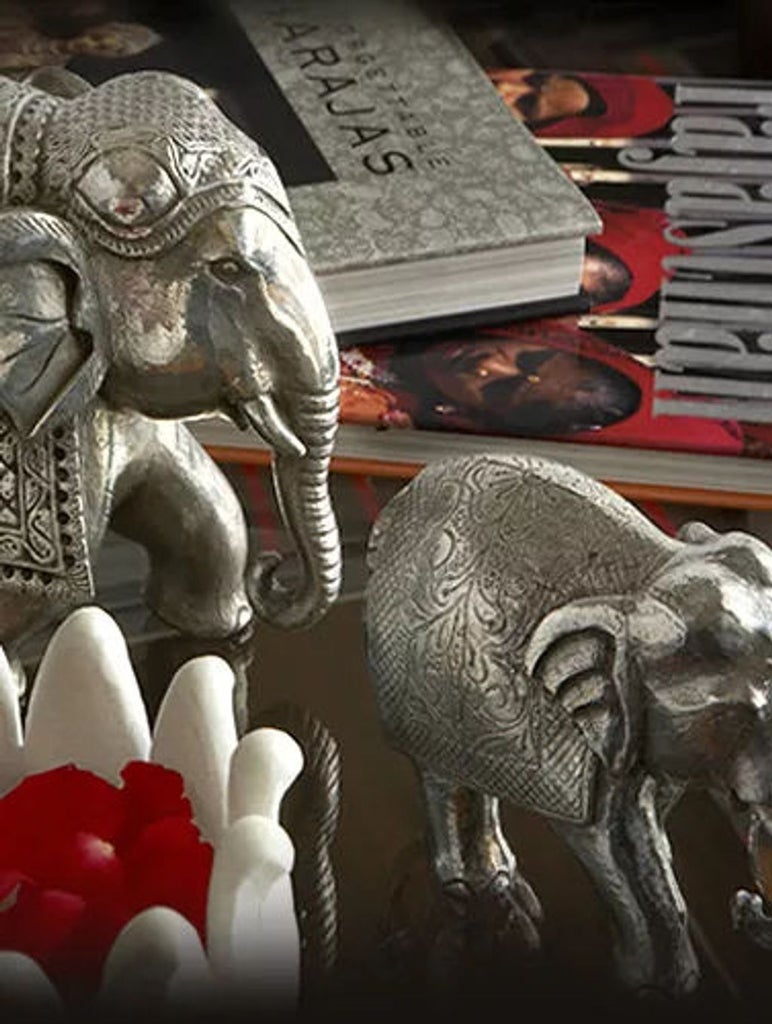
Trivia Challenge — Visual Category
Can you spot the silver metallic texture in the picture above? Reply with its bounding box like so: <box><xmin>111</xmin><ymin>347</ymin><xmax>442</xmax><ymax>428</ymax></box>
<box><xmin>365</xmin><ymin>453</ymin><xmax>772</xmax><ymax>998</ymax></box>
<box><xmin>0</xmin><ymin>68</ymin><xmax>341</xmax><ymax>656</ymax></box>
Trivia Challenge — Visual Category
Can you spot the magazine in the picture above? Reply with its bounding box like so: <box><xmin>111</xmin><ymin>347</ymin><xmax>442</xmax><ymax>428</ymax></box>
<box><xmin>487</xmin><ymin>66</ymin><xmax>772</xmax><ymax>425</ymax></box>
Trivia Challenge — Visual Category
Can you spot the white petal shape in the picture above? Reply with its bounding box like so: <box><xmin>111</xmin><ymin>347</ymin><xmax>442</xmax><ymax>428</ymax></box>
<box><xmin>228</xmin><ymin>728</ymin><xmax>304</xmax><ymax>825</ymax></box>
<box><xmin>0</xmin><ymin>951</ymin><xmax>61</xmax><ymax>1014</ymax></box>
<box><xmin>24</xmin><ymin>607</ymin><xmax>151</xmax><ymax>783</ymax></box>
<box><xmin>100</xmin><ymin>906</ymin><xmax>212</xmax><ymax>1011</ymax></box>
<box><xmin>227</xmin><ymin>729</ymin><xmax>303</xmax><ymax>986</ymax></box>
<box><xmin>206</xmin><ymin>815</ymin><xmax>298</xmax><ymax>1007</ymax></box>
<box><xmin>151</xmin><ymin>656</ymin><xmax>237</xmax><ymax>844</ymax></box>
<box><xmin>0</xmin><ymin>647</ymin><xmax>23</xmax><ymax>795</ymax></box>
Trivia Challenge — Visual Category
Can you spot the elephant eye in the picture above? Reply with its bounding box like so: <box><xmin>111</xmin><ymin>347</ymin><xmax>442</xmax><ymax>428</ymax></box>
<box><xmin>209</xmin><ymin>257</ymin><xmax>250</xmax><ymax>284</ymax></box>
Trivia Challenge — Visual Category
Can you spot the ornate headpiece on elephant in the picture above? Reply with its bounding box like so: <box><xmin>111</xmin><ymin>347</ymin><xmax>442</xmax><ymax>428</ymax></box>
<box><xmin>0</xmin><ymin>71</ymin><xmax>304</xmax><ymax>258</ymax></box>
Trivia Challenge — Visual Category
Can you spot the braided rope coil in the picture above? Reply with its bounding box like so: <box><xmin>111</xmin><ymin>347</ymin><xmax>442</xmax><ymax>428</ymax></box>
<box><xmin>258</xmin><ymin>701</ymin><xmax>341</xmax><ymax>985</ymax></box>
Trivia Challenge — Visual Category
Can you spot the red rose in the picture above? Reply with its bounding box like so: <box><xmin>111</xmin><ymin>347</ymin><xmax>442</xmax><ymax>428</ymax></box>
<box><xmin>0</xmin><ymin>762</ymin><xmax>213</xmax><ymax>1000</ymax></box>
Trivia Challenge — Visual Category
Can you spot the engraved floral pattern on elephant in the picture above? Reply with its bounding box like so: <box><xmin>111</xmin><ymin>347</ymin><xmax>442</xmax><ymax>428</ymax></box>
<box><xmin>0</xmin><ymin>417</ymin><xmax>90</xmax><ymax>602</ymax></box>
<box><xmin>367</xmin><ymin>455</ymin><xmax>668</xmax><ymax>819</ymax></box>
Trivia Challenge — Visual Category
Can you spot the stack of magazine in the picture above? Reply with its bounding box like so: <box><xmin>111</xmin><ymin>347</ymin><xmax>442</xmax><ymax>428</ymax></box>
<box><xmin>318</xmin><ymin>63</ymin><xmax>772</xmax><ymax>505</ymax></box>
<box><xmin>189</xmin><ymin>20</ymin><xmax>772</xmax><ymax>504</ymax></box>
<box><xmin>187</xmin><ymin>1</ymin><xmax>772</xmax><ymax>505</ymax></box>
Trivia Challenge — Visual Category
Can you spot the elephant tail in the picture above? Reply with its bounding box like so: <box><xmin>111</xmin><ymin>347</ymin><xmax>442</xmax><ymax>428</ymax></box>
<box><xmin>256</xmin><ymin>701</ymin><xmax>341</xmax><ymax>993</ymax></box>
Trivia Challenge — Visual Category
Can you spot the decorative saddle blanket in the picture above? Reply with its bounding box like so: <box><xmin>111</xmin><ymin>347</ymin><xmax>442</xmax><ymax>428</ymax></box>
<box><xmin>0</xmin><ymin>415</ymin><xmax>93</xmax><ymax>605</ymax></box>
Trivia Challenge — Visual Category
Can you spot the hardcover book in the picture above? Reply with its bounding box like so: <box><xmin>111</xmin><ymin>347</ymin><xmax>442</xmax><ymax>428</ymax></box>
<box><xmin>2</xmin><ymin>0</ymin><xmax>599</xmax><ymax>342</ymax></box>
<box><xmin>228</xmin><ymin>0</ymin><xmax>600</xmax><ymax>342</ymax></box>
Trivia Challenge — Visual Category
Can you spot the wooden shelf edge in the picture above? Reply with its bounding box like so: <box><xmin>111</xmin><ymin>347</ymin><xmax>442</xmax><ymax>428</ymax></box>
<box><xmin>204</xmin><ymin>445</ymin><xmax>772</xmax><ymax>510</ymax></box>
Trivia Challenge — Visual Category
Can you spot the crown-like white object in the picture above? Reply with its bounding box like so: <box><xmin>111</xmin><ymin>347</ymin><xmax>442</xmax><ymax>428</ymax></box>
<box><xmin>0</xmin><ymin>607</ymin><xmax>304</xmax><ymax>1013</ymax></box>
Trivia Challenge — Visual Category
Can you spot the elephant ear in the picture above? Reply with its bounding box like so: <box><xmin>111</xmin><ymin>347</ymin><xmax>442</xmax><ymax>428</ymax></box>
<box><xmin>525</xmin><ymin>597</ymin><xmax>638</xmax><ymax>774</ymax></box>
<box><xmin>0</xmin><ymin>209</ymin><xmax>105</xmax><ymax>438</ymax></box>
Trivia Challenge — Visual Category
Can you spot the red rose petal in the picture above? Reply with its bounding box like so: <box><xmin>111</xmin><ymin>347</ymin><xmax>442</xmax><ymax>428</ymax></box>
<box><xmin>0</xmin><ymin>882</ymin><xmax>86</xmax><ymax>966</ymax></box>
<box><xmin>123</xmin><ymin>817</ymin><xmax>213</xmax><ymax>941</ymax></box>
<box><xmin>0</xmin><ymin>868</ymin><xmax>30</xmax><ymax>903</ymax></box>
<box><xmin>0</xmin><ymin>761</ymin><xmax>214</xmax><ymax>997</ymax></box>
<box><xmin>52</xmin><ymin>832</ymin><xmax>124</xmax><ymax>900</ymax></box>
<box><xmin>0</xmin><ymin>766</ymin><xmax>124</xmax><ymax>880</ymax></box>
<box><xmin>117</xmin><ymin>761</ymin><xmax>193</xmax><ymax>851</ymax></box>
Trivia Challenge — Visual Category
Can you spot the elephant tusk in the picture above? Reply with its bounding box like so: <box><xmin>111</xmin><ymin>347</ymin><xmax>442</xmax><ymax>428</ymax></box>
<box><xmin>749</xmin><ymin>808</ymin><xmax>772</xmax><ymax>902</ymax></box>
<box><xmin>242</xmin><ymin>395</ymin><xmax>306</xmax><ymax>459</ymax></box>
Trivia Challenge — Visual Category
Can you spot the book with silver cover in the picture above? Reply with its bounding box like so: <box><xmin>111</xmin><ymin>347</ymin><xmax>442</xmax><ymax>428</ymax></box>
<box><xmin>231</xmin><ymin>0</ymin><xmax>600</xmax><ymax>338</ymax></box>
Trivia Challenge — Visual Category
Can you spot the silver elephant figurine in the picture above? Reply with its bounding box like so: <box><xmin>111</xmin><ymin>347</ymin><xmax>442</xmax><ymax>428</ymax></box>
<box><xmin>364</xmin><ymin>452</ymin><xmax>772</xmax><ymax>998</ymax></box>
<box><xmin>0</xmin><ymin>68</ymin><xmax>341</xmax><ymax>659</ymax></box>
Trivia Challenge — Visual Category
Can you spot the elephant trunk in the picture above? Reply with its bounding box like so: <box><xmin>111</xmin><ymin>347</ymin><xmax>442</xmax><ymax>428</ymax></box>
<box><xmin>732</xmin><ymin>805</ymin><xmax>772</xmax><ymax>948</ymax></box>
<box><xmin>249</xmin><ymin>387</ymin><xmax>341</xmax><ymax>630</ymax></box>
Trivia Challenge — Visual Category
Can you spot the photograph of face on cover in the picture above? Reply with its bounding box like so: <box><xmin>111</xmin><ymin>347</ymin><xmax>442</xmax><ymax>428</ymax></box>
<box><xmin>395</xmin><ymin>331</ymin><xmax>641</xmax><ymax>436</ymax></box>
<box><xmin>488</xmin><ymin>67</ymin><xmax>676</xmax><ymax>139</ymax></box>
<box><xmin>340</xmin><ymin>318</ymin><xmax>746</xmax><ymax>456</ymax></box>
<box><xmin>582</xmin><ymin>198</ymin><xmax>686</xmax><ymax>318</ymax></box>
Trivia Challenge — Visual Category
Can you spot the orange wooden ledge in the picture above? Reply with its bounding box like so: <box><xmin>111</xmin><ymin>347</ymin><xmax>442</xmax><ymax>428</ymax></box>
<box><xmin>204</xmin><ymin>445</ymin><xmax>772</xmax><ymax>512</ymax></box>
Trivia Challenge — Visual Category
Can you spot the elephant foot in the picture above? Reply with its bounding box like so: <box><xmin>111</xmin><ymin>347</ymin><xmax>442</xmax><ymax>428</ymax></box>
<box><xmin>468</xmin><ymin>868</ymin><xmax>543</xmax><ymax>952</ymax></box>
<box><xmin>436</xmin><ymin>867</ymin><xmax>542</xmax><ymax>958</ymax></box>
<box><xmin>425</xmin><ymin>870</ymin><xmax>542</xmax><ymax>1001</ymax></box>
<box><xmin>732</xmin><ymin>889</ymin><xmax>772</xmax><ymax>949</ymax></box>
<box><xmin>427</xmin><ymin>880</ymin><xmax>470</xmax><ymax>991</ymax></box>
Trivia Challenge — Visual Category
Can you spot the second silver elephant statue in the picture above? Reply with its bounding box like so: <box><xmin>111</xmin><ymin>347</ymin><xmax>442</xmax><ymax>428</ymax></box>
<box><xmin>0</xmin><ymin>68</ymin><xmax>341</xmax><ymax>658</ymax></box>
<box><xmin>365</xmin><ymin>453</ymin><xmax>772</xmax><ymax>998</ymax></box>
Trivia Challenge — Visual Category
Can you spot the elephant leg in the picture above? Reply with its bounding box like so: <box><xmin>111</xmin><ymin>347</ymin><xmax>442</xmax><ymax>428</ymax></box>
<box><xmin>421</xmin><ymin>771</ymin><xmax>541</xmax><ymax>950</ymax></box>
<box><xmin>551</xmin><ymin>774</ymin><xmax>699</xmax><ymax>999</ymax></box>
<box><xmin>108</xmin><ymin>423</ymin><xmax>255</xmax><ymax>724</ymax></box>
<box><xmin>130</xmin><ymin>627</ymin><xmax>255</xmax><ymax>731</ymax></box>
<box><xmin>110</xmin><ymin>422</ymin><xmax>253</xmax><ymax>642</ymax></box>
